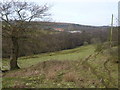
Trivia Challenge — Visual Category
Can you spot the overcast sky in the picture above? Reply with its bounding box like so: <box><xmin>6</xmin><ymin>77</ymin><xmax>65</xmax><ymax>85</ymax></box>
<box><xmin>15</xmin><ymin>0</ymin><xmax>120</xmax><ymax>26</ymax></box>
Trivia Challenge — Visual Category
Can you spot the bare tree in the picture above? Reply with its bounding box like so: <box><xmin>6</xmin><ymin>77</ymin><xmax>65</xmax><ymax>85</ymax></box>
<box><xmin>0</xmin><ymin>0</ymin><xmax>51</xmax><ymax>70</ymax></box>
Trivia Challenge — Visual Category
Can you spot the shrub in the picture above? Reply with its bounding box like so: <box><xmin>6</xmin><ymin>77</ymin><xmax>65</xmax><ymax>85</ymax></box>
<box><xmin>95</xmin><ymin>43</ymin><xmax>103</xmax><ymax>52</ymax></box>
<box><xmin>90</xmin><ymin>38</ymin><xmax>101</xmax><ymax>44</ymax></box>
<box><xmin>106</xmin><ymin>47</ymin><xmax>118</xmax><ymax>63</ymax></box>
<box><xmin>83</xmin><ymin>41</ymin><xmax>88</xmax><ymax>46</ymax></box>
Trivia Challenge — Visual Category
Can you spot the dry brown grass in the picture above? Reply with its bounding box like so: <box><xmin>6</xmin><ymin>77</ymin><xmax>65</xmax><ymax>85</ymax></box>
<box><xmin>44</xmin><ymin>60</ymin><xmax>71</xmax><ymax>72</ymax></box>
<box><xmin>3</xmin><ymin>60</ymin><xmax>72</xmax><ymax>78</ymax></box>
<box><xmin>46</xmin><ymin>71</ymin><xmax>56</xmax><ymax>80</ymax></box>
<box><xmin>63</xmin><ymin>71</ymin><xmax>78</xmax><ymax>82</ymax></box>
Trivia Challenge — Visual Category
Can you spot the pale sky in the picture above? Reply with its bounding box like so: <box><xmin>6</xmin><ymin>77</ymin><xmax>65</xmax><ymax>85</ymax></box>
<box><xmin>7</xmin><ymin>0</ymin><xmax>120</xmax><ymax>26</ymax></box>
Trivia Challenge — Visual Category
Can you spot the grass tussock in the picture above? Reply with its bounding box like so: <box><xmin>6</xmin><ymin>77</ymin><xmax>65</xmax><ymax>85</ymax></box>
<box><xmin>63</xmin><ymin>71</ymin><xmax>78</xmax><ymax>82</ymax></box>
<box><xmin>3</xmin><ymin>60</ymin><xmax>72</xmax><ymax>78</ymax></box>
<box><xmin>46</xmin><ymin>71</ymin><xmax>56</xmax><ymax>80</ymax></box>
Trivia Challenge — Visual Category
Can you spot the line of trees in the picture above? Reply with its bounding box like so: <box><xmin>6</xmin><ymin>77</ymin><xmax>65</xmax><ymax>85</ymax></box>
<box><xmin>3</xmin><ymin>27</ymin><xmax>110</xmax><ymax>58</ymax></box>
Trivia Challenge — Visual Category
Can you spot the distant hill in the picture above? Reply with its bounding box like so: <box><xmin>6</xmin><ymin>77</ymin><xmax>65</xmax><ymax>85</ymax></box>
<box><xmin>30</xmin><ymin>21</ymin><xmax>110</xmax><ymax>32</ymax></box>
<box><xmin>3</xmin><ymin>21</ymin><xmax>113</xmax><ymax>58</ymax></box>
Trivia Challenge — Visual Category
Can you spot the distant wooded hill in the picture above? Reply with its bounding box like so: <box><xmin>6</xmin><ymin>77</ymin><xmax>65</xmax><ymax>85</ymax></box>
<box><xmin>29</xmin><ymin>21</ymin><xmax>110</xmax><ymax>32</ymax></box>
<box><xmin>3</xmin><ymin>21</ymin><xmax>118</xmax><ymax>58</ymax></box>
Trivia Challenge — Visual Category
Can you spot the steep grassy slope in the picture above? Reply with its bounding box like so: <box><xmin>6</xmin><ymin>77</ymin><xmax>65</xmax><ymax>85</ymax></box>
<box><xmin>2</xmin><ymin>45</ymin><xmax>118</xmax><ymax>88</ymax></box>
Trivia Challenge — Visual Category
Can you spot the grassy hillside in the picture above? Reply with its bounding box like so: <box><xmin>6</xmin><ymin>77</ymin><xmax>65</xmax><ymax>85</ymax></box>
<box><xmin>2</xmin><ymin>45</ymin><xmax>95</xmax><ymax>70</ymax></box>
<box><xmin>2</xmin><ymin>45</ymin><xmax>118</xmax><ymax>88</ymax></box>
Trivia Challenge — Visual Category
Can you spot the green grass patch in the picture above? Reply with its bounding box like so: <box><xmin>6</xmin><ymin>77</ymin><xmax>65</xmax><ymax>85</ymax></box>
<box><xmin>2</xmin><ymin>45</ymin><xmax>95</xmax><ymax>69</ymax></box>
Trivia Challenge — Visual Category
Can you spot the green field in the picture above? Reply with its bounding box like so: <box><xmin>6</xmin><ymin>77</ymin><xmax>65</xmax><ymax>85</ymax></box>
<box><xmin>2</xmin><ymin>45</ymin><xmax>95</xmax><ymax>70</ymax></box>
<box><xmin>2</xmin><ymin>45</ymin><xmax>118</xmax><ymax>88</ymax></box>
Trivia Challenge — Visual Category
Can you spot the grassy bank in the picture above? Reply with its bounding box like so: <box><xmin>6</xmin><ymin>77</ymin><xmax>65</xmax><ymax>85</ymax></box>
<box><xmin>2</xmin><ymin>45</ymin><xmax>118</xmax><ymax>88</ymax></box>
<box><xmin>2</xmin><ymin>45</ymin><xmax>95</xmax><ymax>70</ymax></box>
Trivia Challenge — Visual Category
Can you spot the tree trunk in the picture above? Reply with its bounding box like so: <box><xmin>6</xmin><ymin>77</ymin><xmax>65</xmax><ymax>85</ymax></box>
<box><xmin>10</xmin><ymin>36</ymin><xmax>20</xmax><ymax>70</ymax></box>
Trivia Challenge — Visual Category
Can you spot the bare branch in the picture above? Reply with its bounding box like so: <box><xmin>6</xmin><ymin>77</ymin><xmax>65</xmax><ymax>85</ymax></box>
<box><xmin>1</xmin><ymin>0</ymin><xmax>51</xmax><ymax>38</ymax></box>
